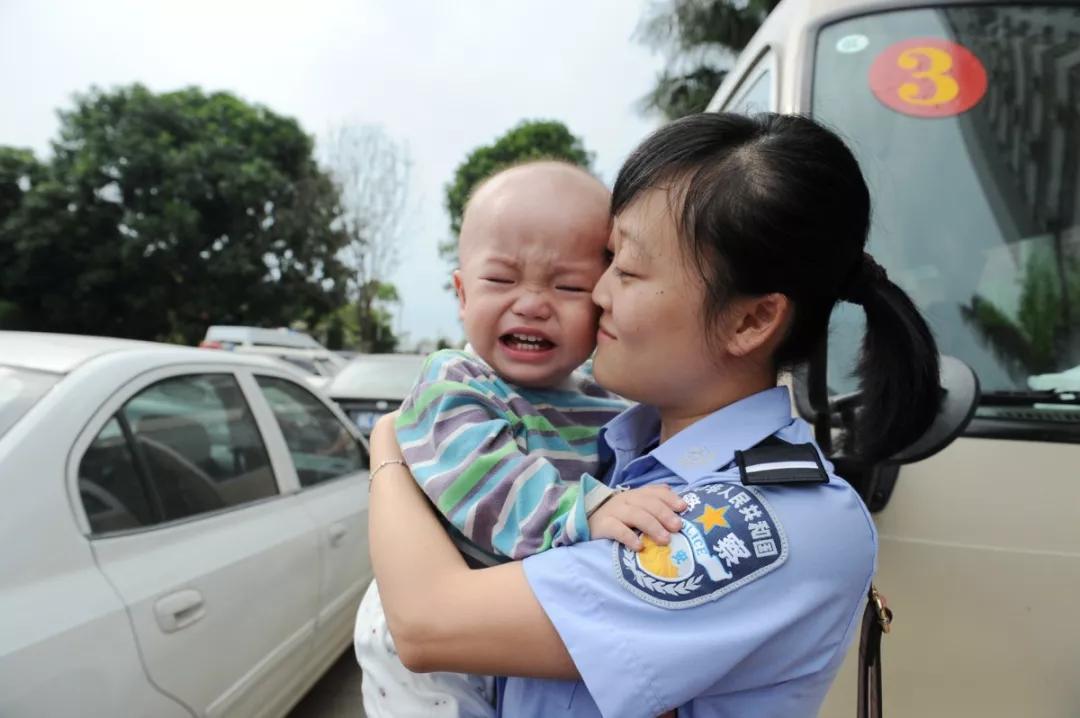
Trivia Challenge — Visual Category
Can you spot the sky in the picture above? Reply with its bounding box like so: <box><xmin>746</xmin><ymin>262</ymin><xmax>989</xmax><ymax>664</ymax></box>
<box><xmin>0</xmin><ymin>0</ymin><xmax>666</xmax><ymax>346</ymax></box>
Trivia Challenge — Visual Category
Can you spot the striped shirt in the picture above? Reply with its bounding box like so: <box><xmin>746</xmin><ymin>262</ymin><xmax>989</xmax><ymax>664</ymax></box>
<box><xmin>395</xmin><ymin>349</ymin><xmax>628</xmax><ymax>565</ymax></box>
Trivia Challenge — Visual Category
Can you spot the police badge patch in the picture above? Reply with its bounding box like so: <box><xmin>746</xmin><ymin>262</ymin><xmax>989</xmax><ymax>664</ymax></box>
<box><xmin>613</xmin><ymin>482</ymin><xmax>788</xmax><ymax>609</ymax></box>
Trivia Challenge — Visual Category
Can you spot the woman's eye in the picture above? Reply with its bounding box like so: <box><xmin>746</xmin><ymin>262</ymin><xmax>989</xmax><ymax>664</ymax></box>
<box><xmin>612</xmin><ymin>265</ymin><xmax>635</xmax><ymax>279</ymax></box>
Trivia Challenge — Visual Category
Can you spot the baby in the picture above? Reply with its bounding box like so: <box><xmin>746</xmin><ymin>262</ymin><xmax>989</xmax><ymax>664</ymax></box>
<box><xmin>354</xmin><ymin>160</ymin><xmax>683</xmax><ymax>717</ymax></box>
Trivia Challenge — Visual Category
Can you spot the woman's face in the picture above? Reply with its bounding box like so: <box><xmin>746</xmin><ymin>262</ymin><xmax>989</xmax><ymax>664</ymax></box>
<box><xmin>592</xmin><ymin>188</ymin><xmax>730</xmax><ymax>412</ymax></box>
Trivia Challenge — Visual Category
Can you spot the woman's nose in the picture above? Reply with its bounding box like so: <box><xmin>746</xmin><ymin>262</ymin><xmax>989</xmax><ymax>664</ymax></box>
<box><xmin>512</xmin><ymin>290</ymin><xmax>552</xmax><ymax>320</ymax></box>
<box><xmin>592</xmin><ymin>264</ymin><xmax>613</xmax><ymax>311</ymax></box>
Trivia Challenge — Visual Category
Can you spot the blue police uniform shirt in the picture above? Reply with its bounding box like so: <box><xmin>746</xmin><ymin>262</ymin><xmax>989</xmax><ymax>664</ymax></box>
<box><xmin>499</xmin><ymin>386</ymin><xmax>877</xmax><ymax>718</ymax></box>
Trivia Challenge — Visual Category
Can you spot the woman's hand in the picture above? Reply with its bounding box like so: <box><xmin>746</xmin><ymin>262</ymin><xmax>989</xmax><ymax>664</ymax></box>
<box><xmin>588</xmin><ymin>485</ymin><xmax>686</xmax><ymax>551</ymax></box>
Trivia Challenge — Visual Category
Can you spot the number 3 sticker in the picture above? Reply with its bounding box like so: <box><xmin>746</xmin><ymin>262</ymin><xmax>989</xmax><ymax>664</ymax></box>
<box><xmin>869</xmin><ymin>38</ymin><xmax>988</xmax><ymax>118</ymax></box>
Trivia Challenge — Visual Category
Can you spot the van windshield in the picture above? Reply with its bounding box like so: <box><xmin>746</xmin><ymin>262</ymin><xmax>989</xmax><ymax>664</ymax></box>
<box><xmin>813</xmin><ymin>5</ymin><xmax>1080</xmax><ymax>418</ymax></box>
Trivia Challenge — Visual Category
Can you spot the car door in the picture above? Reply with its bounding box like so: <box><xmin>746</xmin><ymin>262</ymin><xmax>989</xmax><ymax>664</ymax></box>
<box><xmin>247</xmin><ymin>372</ymin><xmax>372</xmax><ymax>665</ymax></box>
<box><xmin>76</xmin><ymin>366</ymin><xmax>321</xmax><ymax>717</ymax></box>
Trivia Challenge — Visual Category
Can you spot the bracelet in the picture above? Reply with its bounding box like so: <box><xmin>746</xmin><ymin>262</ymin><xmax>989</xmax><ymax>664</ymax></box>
<box><xmin>369</xmin><ymin>459</ymin><xmax>407</xmax><ymax>488</ymax></box>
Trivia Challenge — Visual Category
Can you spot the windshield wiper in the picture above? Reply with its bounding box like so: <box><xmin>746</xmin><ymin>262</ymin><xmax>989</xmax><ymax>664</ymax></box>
<box><xmin>980</xmin><ymin>390</ymin><xmax>1080</xmax><ymax>406</ymax></box>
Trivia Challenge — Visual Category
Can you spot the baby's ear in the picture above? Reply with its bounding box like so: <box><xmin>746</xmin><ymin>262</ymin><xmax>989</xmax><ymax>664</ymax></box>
<box><xmin>452</xmin><ymin>270</ymin><xmax>467</xmax><ymax>316</ymax></box>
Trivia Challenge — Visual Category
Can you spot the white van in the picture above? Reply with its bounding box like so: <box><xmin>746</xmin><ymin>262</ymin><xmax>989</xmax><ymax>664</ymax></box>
<box><xmin>707</xmin><ymin>2</ymin><xmax>1080</xmax><ymax>715</ymax></box>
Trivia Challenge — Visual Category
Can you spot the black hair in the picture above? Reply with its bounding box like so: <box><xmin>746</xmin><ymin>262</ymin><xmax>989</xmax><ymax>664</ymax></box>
<box><xmin>612</xmin><ymin>112</ymin><xmax>940</xmax><ymax>462</ymax></box>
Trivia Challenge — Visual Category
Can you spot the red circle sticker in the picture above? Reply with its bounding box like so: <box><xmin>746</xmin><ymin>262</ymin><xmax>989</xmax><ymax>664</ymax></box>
<box><xmin>869</xmin><ymin>38</ymin><xmax>988</xmax><ymax>118</ymax></box>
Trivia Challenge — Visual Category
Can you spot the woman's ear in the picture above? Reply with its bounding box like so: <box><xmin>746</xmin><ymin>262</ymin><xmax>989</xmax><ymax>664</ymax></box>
<box><xmin>725</xmin><ymin>293</ymin><xmax>792</xmax><ymax>358</ymax></box>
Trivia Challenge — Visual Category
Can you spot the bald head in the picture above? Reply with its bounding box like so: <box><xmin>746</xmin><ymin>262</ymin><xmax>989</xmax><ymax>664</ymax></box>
<box><xmin>458</xmin><ymin>161</ymin><xmax>611</xmax><ymax>266</ymax></box>
<box><xmin>451</xmin><ymin>161</ymin><xmax>612</xmax><ymax>387</ymax></box>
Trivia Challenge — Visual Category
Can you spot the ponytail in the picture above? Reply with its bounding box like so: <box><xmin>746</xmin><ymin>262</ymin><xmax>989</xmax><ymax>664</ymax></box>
<box><xmin>845</xmin><ymin>257</ymin><xmax>941</xmax><ymax>461</ymax></box>
<box><xmin>611</xmin><ymin>113</ymin><xmax>943</xmax><ymax>462</ymax></box>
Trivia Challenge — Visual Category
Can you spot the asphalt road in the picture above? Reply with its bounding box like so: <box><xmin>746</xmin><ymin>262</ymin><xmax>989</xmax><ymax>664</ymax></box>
<box><xmin>289</xmin><ymin>649</ymin><xmax>365</xmax><ymax>718</ymax></box>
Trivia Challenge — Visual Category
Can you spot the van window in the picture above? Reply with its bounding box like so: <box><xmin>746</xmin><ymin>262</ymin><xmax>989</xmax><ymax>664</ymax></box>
<box><xmin>727</xmin><ymin>68</ymin><xmax>772</xmax><ymax>115</ymax></box>
<box><xmin>813</xmin><ymin>5</ymin><xmax>1080</xmax><ymax>432</ymax></box>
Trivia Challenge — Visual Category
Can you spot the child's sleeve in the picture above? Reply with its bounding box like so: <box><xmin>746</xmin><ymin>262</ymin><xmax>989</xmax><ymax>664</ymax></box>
<box><xmin>393</xmin><ymin>352</ymin><xmax>614</xmax><ymax>560</ymax></box>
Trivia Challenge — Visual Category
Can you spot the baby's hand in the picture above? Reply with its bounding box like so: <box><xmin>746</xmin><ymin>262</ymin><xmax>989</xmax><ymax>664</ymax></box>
<box><xmin>588</xmin><ymin>485</ymin><xmax>686</xmax><ymax>551</ymax></box>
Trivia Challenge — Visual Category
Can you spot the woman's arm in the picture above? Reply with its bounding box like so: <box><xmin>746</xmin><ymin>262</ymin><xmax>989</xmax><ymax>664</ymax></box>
<box><xmin>368</xmin><ymin>413</ymin><xmax>580</xmax><ymax>679</ymax></box>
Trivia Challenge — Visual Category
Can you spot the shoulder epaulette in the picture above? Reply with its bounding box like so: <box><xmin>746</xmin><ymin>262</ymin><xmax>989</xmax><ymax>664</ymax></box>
<box><xmin>735</xmin><ymin>435</ymin><xmax>829</xmax><ymax>486</ymax></box>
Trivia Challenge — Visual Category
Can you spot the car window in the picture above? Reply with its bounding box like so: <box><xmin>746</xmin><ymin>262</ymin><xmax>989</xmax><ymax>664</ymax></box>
<box><xmin>279</xmin><ymin>356</ymin><xmax>319</xmax><ymax>375</ymax></box>
<box><xmin>726</xmin><ymin>64</ymin><xmax>772</xmax><ymax>115</ymax></box>
<box><xmin>314</xmin><ymin>359</ymin><xmax>339</xmax><ymax>377</ymax></box>
<box><xmin>79</xmin><ymin>417</ymin><xmax>157</xmax><ymax>533</ymax></box>
<box><xmin>256</xmin><ymin>375</ymin><xmax>366</xmax><ymax>487</ymax></box>
<box><xmin>78</xmin><ymin>373</ymin><xmax>278</xmax><ymax>533</ymax></box>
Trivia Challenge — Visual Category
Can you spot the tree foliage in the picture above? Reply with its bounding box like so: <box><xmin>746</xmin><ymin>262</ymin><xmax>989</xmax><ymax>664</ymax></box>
<box><xmin>440</xmin><ymin>120</ymin><xmax>593</xmax><ymax>269</ymax></box>
<box><xmin>637</xmin><ymin>0</ymin><xmax>781</xmax><ymax>120</ymax></box>
<box><xmin>320</xmin><ymin>124</ymin><xmax>410</xmax><ymax>352</ymax></box>
<box><xmin>315</xmin><ymin>281</ymin><xmax>399</xmax><ymax>353</ymax></box>
<box><xmin>0</xmin><ymin>84</ymin><xmax>351</xmax><ymax>343</ymax></box>
<box><xmin>961</xmin><ymin>246</ymin><xmax>1080</xmax><ymax>380</ymax></box>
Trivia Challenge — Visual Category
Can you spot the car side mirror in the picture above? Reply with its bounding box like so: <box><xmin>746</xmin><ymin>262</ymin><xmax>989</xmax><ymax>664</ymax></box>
<box><xmin>793</xmin><ymin>353</ymin><xmax>981</xmax><ymax>509</ymax></box>
<box><xmin>885</xmin><ymin>355</ymin><xmax>980</xmax><ymax>465</ymax></box>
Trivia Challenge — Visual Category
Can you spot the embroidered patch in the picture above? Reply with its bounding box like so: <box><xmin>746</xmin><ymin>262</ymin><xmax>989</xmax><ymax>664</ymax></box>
<box><xmin>613</xmin><ymin>483</ymin><xmax>787</xmax><ymax>609</ymax></box>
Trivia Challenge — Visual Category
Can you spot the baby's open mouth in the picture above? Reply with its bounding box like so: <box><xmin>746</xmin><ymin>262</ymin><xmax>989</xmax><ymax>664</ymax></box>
<box><xmin>499</xmin><ymin>332</ymin><xmax>555</xmax><ymax>352</ymax></box>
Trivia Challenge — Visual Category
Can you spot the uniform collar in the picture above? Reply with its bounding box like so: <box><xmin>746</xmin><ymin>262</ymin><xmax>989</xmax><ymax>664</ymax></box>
<box><xmin>615</xmin><ymin>386</ymin><xmax>793</xmax><ymax>483</ymax></box>
<box><xmin>599</xmin><ymin>402</ymin><xmax>662</xmax><ymax>456</ymax></box>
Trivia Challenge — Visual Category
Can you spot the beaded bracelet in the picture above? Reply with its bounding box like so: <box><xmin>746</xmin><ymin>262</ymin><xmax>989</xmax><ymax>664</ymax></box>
<box><xmin>368</xmin><ymin>459</ymin><xmax>407</xmax><ymax>490</ymax></box>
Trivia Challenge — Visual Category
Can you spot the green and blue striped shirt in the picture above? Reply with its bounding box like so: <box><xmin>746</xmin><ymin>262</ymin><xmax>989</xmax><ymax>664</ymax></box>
<box><xmin>395</xmin><ymin>349</ymin><xmax>628</xmax><ymax>565</ymax></box>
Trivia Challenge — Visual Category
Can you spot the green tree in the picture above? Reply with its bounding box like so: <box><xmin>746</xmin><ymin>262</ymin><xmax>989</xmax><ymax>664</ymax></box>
<box><xmin>357</xmin><ymin>280</ymin><xmax>400</xmax><ymax>353</ymax></box>
<box><xmin>638</xmin><ymin>0</ymin><xmax>781</xmax><ymax>120</ymax></box>
<box><xmin>0</xmin><ymin>147</ymin><xmax>46</xmax><ymax>329</ymax></box>
<box><xmin>320</xmin><ymin>124</ymin><xmax>410</xmax><ymax>352</ymax></box>
<box><xmin>961</xmin><ymin>246</ymin><xmax>1080</xmax><ymax>381</ymax></box>
<box><xmin>0</xmin><ymin>84</ymin><xmax>350</xmax><ymax>342</ymax></box>
<box><xmin>440</xmin><ymin>120</ymin><xmax>593</xmax><ymax>269</ymax></box>
<box><xmin>314</xmin><ymin>281</ymin><xmax>399</xmax><ymax>353</ymax></box>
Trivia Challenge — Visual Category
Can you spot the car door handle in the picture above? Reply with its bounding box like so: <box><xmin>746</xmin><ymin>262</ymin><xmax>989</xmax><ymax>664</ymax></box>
<box><xmin>154</xmin><ymin>589</ymin><xmax>206</xmax><ymax>633</ymax></box>
<box><xmin>328</xmin><ymin>523</ymin><xmax>348</xmax><ymax>547</ymax></box>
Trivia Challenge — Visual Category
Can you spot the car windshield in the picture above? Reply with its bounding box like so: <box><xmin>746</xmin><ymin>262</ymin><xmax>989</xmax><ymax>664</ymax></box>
<box><xmin>813</xmin><ymin>5</ymin><xmax>1080</xmax><ymax>414</ymax></box>
<box><xmin>0</xmin><ymin>366</ymin><xmax>61</xmax><ymax>438</ymax></box>
<box><xmin>331</xmin><ymin>355</ymin><xmax>426</xmax><ymax>399</ymax></box>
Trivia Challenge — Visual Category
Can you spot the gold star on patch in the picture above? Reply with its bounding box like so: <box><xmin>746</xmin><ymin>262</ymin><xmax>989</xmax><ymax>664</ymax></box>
<box><xmin>696</xmin><ymin>504</ymin><xmax>730</xmax><ymax>533</ymax></box>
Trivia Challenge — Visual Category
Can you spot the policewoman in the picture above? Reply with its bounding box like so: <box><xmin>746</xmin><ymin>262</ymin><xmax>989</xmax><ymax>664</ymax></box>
<box><xmin>367</xmin><ymin>113</ymin><xmax>941</xmax><ymax>717</ymax></box>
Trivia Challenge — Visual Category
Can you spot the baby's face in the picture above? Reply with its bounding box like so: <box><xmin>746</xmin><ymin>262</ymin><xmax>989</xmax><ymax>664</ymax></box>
<box><xmin>455</xmin><ymin>193</ymin><xmax>609</xmax><ymax>388</ymax></box>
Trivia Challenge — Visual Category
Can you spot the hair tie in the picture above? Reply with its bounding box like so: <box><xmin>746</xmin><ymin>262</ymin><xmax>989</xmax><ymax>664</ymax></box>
<box><xmin>842</xmin><ymin>252</ymin><xmax>887</xmax><ymax>305</ymax></box>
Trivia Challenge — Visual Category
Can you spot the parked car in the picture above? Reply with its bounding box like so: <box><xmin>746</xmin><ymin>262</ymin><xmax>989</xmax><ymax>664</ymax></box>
<box><xmin>199</xmin><ymin>325</ymin><xmax>324</xmax><ymax>351</ymax></box>
<box><xmin>327</xmin><ymin>353</ymin><xmax>427</xmax><ymax>435</ymax></box>
<box><xmin>199</xmin><ymin>325</ymin><xmax>347</xmax><ymax>390</ymax></box>
<box><xmin>243</xmin><ymin>347</ymin><xmax>347</xmax><ymax>391</ymax></box>
<box><xmin>708</xmin><ymin>2</ymin><xmax>1080</xmax><ymax>716</ymax></box>
<box><xmin>0</xmin><ymin>331</ymin><xmax>372</xmax><ymax>718</ymax></box>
